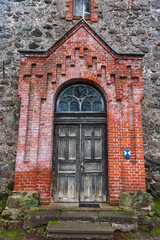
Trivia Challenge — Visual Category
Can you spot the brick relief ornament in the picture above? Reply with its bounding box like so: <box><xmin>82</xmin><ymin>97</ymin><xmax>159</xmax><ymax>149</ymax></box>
<box><xmin>15</xmin><ymin>19</ymin><xmax>146</xmax><ymax>205</ymax></box>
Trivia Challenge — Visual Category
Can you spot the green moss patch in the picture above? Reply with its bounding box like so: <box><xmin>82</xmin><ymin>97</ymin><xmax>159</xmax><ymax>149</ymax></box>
<box><xmin>19</xmin><ymin>197</ymin><xmax>39</xmax><ymax>207</ymax></box>
<box><xmin>0</xmin><ymin>197</ymin><xmax>7</xmax><ymax>214</ymax></box>
<box><xmin>0</xmin><ymin>229</ymin><xmax>4</xmax><ymax>239</ymax></box>
<box><xmin>150</xmin><ymin>227</ymin><xmax>160</xmax><ymax>237</ymax></box>
<box><xmin>154</xmin><ymin>197</ymin><xmax>160</xmax><ymax>216</ymax></box>
<box><xmin>139</xmin><ymin>226</ymin><xmax>147</xmax><ymax>232</ymax></box>
<box><xmin>48</xmin><ymin>221</ymin><xmax>59</xmax><ymax>225</ymax></box>
<box><xmin>27</xmin><ymin>228</ymin><xmax>36</xmax><ymax>234</ymax></box>
<box><xmin>140</xmin><ymin>225</ymin><xmax>160</xmax><ymax>237</ymax></box>
<box><xmin>6</xmin><ymin>228</ymin><xmax>27</xmax><ymax>240</ymax></box>
<box><xmin>126</xmin><ymin>232</ymin><xmax>136</xmax><ymax>240</ymax></box>
<box><xmin>39</xmin><ymin>226</ymin><xmax>46</xmax><ymax>232</ymax></box>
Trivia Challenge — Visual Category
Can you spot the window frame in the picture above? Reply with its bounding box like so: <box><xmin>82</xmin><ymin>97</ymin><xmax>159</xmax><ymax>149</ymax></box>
<box><xmin>66</xmin><ymin>0</ymin><xmax>98</xmax><ymax>22</ymax></box>
<box><xmin>73</xmin><ymin>0</ymin><xmax>91</xmax><ymax>19</ymax></box>
<box><xmin>56</xmin><ymin>84</ymin><xmax>105</xmax><ymax>113</ymax></box>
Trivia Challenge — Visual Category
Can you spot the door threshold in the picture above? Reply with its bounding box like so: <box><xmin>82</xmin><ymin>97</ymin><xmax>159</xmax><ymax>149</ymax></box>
<box><xmin>79</xmin><ymin>203</ymin><xmax>100</xmax><ymax>208</ymax></box>
<box><xmin>40</xmin><ymin>203</ymin><xmax>119</xmax><ymax>211</ymax></box>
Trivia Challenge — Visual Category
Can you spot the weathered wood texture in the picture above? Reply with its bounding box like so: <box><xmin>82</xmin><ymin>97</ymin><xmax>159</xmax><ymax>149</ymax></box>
<box><xmin>54</xmin><ymin>124</ymin><xmax>107</xmax><ymax>202</ymax></box>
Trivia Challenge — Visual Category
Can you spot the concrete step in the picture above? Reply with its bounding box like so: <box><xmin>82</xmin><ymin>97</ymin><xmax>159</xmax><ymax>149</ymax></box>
<box><xmin>24</xmin><ymin>208</ymin><xmax>138</xmax><ymax>232</ymax></box>
<box><xmin>47</xmin><ymin>221</ymin><xmax>113</xmax><ymax>239</ymax></box>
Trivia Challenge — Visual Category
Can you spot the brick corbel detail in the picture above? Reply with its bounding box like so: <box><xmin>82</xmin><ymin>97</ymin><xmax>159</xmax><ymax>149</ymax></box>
<box><xmin>14</xmin><ymin>59</ymin><xmax>52</xmax><ymax>204</ymax></box>
<box><xmin>14</xmin><ymin>21</ymin><xmax>146</xmax><ymax>204</ymax></box>
<box><xmin>66</xmin><ymin>0</ymin><xmax>98</xmax><ymax>22</ymax></box>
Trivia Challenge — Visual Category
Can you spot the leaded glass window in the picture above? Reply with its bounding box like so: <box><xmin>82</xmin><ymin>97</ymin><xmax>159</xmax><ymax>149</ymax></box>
<box><xmin>73</xmin><ymin>0</ymin><xmax>91</xmax><ymax>17</ymax></box>
<box><xmin>56</xmin><ymin>84</ymin><xmax>105</xmax><ymax>112</ymax></box>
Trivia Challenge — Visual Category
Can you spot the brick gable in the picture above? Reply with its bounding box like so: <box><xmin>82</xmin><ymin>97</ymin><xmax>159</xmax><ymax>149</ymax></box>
<box><xmin>14</xmin><ymin>19</ymin><xmax>146</xmax><ymax>204</ymax></box>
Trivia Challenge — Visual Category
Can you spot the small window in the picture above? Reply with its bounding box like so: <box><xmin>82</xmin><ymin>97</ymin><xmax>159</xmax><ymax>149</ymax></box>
<box><xmin>66</xmin><ymin>0</ymin><xmax>98</xmax><ymax>22</ymax></box>
<box><xmin>73</xmin><ymin>0</ymin><xmax>91</xmax><ymax>17</ymax></box>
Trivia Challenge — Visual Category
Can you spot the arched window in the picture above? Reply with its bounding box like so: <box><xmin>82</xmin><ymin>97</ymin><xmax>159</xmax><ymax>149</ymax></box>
<box><xmin>73</xmin><ymin>0</ymin><xmax>91</xmax><ymax>17</ymax></box>
<box><xmin>56</xmin><ymin>84</ymin><xmax>105</xmax><ymax>113</ymax></box>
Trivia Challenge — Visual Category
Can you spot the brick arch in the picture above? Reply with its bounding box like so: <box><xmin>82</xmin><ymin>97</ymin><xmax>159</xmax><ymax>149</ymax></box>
<box><xmin>53</xmin><ymin>78</ymin><xmax>109</xmax><ymax>112</ymax></box>
<box><xmin>52</xmin><ymin>79</ymin><xmax>109</xmax><ymax>202</ymax></box>
<box><xmin>51</xmin><ymin>77</ymin><xmax>122</xmax><ymax>204</ymax></box>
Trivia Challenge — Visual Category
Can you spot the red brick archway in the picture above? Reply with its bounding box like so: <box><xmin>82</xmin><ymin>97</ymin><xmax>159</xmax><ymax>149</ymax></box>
<box><xmin>14</xmin><ymin>19</ymin><xmax>146</xmax><ymax>204</ymax></box>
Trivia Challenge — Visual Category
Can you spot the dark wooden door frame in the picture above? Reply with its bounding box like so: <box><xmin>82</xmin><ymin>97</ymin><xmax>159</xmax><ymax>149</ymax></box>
<box><xmin>52</xmin><ymin>113</ymin><xmax>108</xmax><ymax>202</ymax></box>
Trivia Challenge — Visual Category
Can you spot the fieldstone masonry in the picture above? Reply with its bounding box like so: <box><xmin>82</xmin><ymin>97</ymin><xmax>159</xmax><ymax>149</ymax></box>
<box><xmin>0</xmin><ymin>0</ymin><xmax>160</xmax><ymax>199</ymax></box>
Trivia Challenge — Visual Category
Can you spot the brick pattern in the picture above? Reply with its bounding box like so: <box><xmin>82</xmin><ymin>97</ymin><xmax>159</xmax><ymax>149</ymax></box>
<box><xmin>66</xmin><ymin>0</ymin><xmax>98</xmax><ymax>22</ymax></box>
<box><xmin>14</xmin><ymin>20</ymin><xmax>146</xmax><ymax>205</ymax></box>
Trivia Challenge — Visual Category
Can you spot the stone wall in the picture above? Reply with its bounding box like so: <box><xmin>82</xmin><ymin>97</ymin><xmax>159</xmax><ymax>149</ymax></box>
<box><xmin>0</xmin><ymin>0</ymin><xmax>160</xmax><ymax>198</ymax></box>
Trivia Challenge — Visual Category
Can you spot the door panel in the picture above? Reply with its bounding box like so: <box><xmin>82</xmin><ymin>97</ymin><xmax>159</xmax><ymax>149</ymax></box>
<box><xmin>54</xmin><ymin>124</ymin><xmax>107</xmax><ymax>202</ymax></box>
<box><xmin>54</xmin><ymin>125</ymin><xmax>80</xmax><ymax>202</ymax></box>
<box><xmin>84</xmin><ymin>139</ymin><xmax>92</xmax><ymax>159</ymax></box>
<box><xmin>80</xmin><ymin>125</ymin><xmax>106</xmax><ymax>202</ymax></box>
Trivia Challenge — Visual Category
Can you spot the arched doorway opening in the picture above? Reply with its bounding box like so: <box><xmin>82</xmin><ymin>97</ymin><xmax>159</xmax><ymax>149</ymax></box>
<box><xmin>53</xmin><ymin>83</ymin><xmax>108</xmax><ymax>202</ymax></box>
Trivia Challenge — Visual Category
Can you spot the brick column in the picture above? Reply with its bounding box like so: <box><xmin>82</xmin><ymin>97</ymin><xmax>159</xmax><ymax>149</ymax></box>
<box><xmin>121</xmin><ymin>82</ymin><xmax>132</xmax><ymax>191</ymax></box>
<box><xmin>132</xmin><ymin>83</ymin><xmax>146</xmax><ymax>191</ymax></box>
<box><xmin>14</xmin><ymin>63</ymin><xmax>44</xmax><ymax>192</ymax></box>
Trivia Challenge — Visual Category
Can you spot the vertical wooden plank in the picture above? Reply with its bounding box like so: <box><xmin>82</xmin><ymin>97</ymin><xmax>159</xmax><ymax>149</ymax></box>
<box><xmin>84</xmin><ymin>176</ymin><xmax>92</xmax><ymax>198</ymax></box>
<box><xmin>68</xmin><ymin>176</ymin><xmax>75</xmax><ymax>199</ymax></box>
<box><xmin>57</xmin><ymin>176</ymin><xmax>68</xmax><ymax>198</ymax></box>
<box><xmin>95</xmin><ymin>139</ymin><xmax>102</xmax><ymax>159</ymax></box>
<box><xmin>95</xmin><ymin>127</ymin><xmax>102</xmax><ymax>137</ymax></box>
<box><xmin>58</xmin><ymin>138</ymin><xmax>66</xmax><ymax>160</ymax></box>
<box><xmin>96</xmin><ymin>176</ymin><xmax>102</xmax><ymax>197</ymax></box>
<box><xmin>84</xmin><ymin>127</ymin><xmax>92</xmax><ymax>136</ymax></box>
<box><xmin>69</xmin><ymin>139</ymin><xmax>76</xmax><ymax>160</ymax></box>
<box><xmin>92</xmin><ymin>175</ymin><xmax>96</xmax><ymax>200</ymax></box>
<box><xmin>84</xmin><ymin>139</ymin><xmax>92</xmax><ymax>159</ymax></box>
<box><xmin>59</xmin><ymin>127</ymin><xmax>66</xmax><ymax>136</ymax></box>
<box><xmin>68</xmin><ymin>127</ymin><xmax>76</xmax><ymax>136</ymax></box>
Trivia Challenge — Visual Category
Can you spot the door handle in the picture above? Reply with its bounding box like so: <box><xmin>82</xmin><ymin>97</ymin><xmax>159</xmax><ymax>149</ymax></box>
<box><xmin>80</xmin><ymin>165</ymin><xmax>84</xmax><ymax>173</ymax></box>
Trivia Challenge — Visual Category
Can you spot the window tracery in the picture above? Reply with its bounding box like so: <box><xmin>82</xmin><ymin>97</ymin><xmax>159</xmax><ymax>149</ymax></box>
<box><xmin>56</xmin><ymin>84</ymin><xmax>104</xmax><ymax>112</ymax></box>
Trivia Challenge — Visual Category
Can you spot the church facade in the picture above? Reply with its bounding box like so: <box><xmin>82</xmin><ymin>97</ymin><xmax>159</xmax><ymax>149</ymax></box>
<box><xmin>14</xmin><ymin>19</ymin><xmax>146</xmax><ymax>205</ymax></box>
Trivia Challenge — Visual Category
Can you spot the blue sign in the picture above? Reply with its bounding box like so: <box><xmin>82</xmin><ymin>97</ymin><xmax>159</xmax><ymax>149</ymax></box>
<box><xmin>124</xmin><ymin>149</ymin><xmax>131</xmax><ymax>159</ymax></box>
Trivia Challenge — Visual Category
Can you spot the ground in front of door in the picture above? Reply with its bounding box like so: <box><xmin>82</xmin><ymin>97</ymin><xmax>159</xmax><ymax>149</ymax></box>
<box><xmin>0</xmin><ymin>221</ymin><xmax>160</xmax><ymax>240</ymax></box>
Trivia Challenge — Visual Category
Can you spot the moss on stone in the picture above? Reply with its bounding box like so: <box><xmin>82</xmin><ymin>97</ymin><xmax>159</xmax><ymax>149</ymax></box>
<box><xmin>48</xmin><ymin>221</ymin><xmax>59</xmax><ymax>225</ymax></box>
<box><xmin>27</xmin><ymin>228</ymin><xmax>36</xmax><ymax>234</ymax></box>
<box><xmin>19</xmin><ymin>197</ymin><xmax>39</xmax><ymax>207</ymax></box>
<box><xmin>154</xmin><ymin>198</ymin><xmax>160</xmax><ymax>216</ymax></box>
<box><xmin>6</xmin><ymin>194</ymin><xmax>39</xmax><ymax>210</ymax></box>
<box><xmin>140</xmin><ymin>225</ymin><xmax>160</xmax><ymax>237</ymax></box>
<box><xmin>30</xmin><ymin>207</ymin><xmax>40</xmax><ymax>211</ymax></box>
<box><xmin>148</xmin><ymin>211</ymin><xmax>157</xmax><ymax>217</ymax></box>
<box><xmin>6</xmin><ymin>197</ymin><xmax>20</xmax><ymax>208</ymax></box>
<box><xmin>126</xmin><ymin>232</ymin><xmax>136</xmax><ymax>240</ymax></box>
<box><xmin>139</xmin><ymin>226</ymin><xmax>149</xmax><ymax>233</ymax></box>
<box><xmin>119</xmin><ymin>192</ymin><xmax>132</xmax><ymax>209</ymax></box>
<box><xmin>0</xmin><ymin>229</ymin><xmax>4</xmax><ymax>239</ymax></box>
<box><xmin>6</xmin><ymin>228</ymin><xmax>27</xmax><ymax>240</ymax></box>
<box><xmin>151</xmin><ymin>227</ymin><xmax>160</xmax><ymax>237</ymax></box>
<box><xmin>39</xmin><ymin>225</ymin><xmax>46</xmax><ymax>232</ymax></box>
<box><xmin>24</xmin><ymin>215</ymin><xmax>28</xmax><ymax>220</ymax></box>
<box><xmin>0</xmin><ymin>197</ymin><xmax>7</xmax><ymax>213</ymax></box>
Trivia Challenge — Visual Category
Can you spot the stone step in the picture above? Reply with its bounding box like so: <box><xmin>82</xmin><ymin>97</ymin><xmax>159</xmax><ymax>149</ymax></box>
<box><xmin>47</xmin><ymin>221</ymin><xmax>113</xmax><ymax>239</ymax></box>
<box><xmin>24</xmin><ymin>208</ymin><xmax>138</xmax><ymax>232</ymax></box>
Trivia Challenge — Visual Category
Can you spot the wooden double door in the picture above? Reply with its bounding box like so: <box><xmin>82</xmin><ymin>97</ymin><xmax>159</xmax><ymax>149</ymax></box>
<box><xmin>53</xmin><ymin>124</ymin><xmax>107</xmax><ymax>202</ymax></box>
